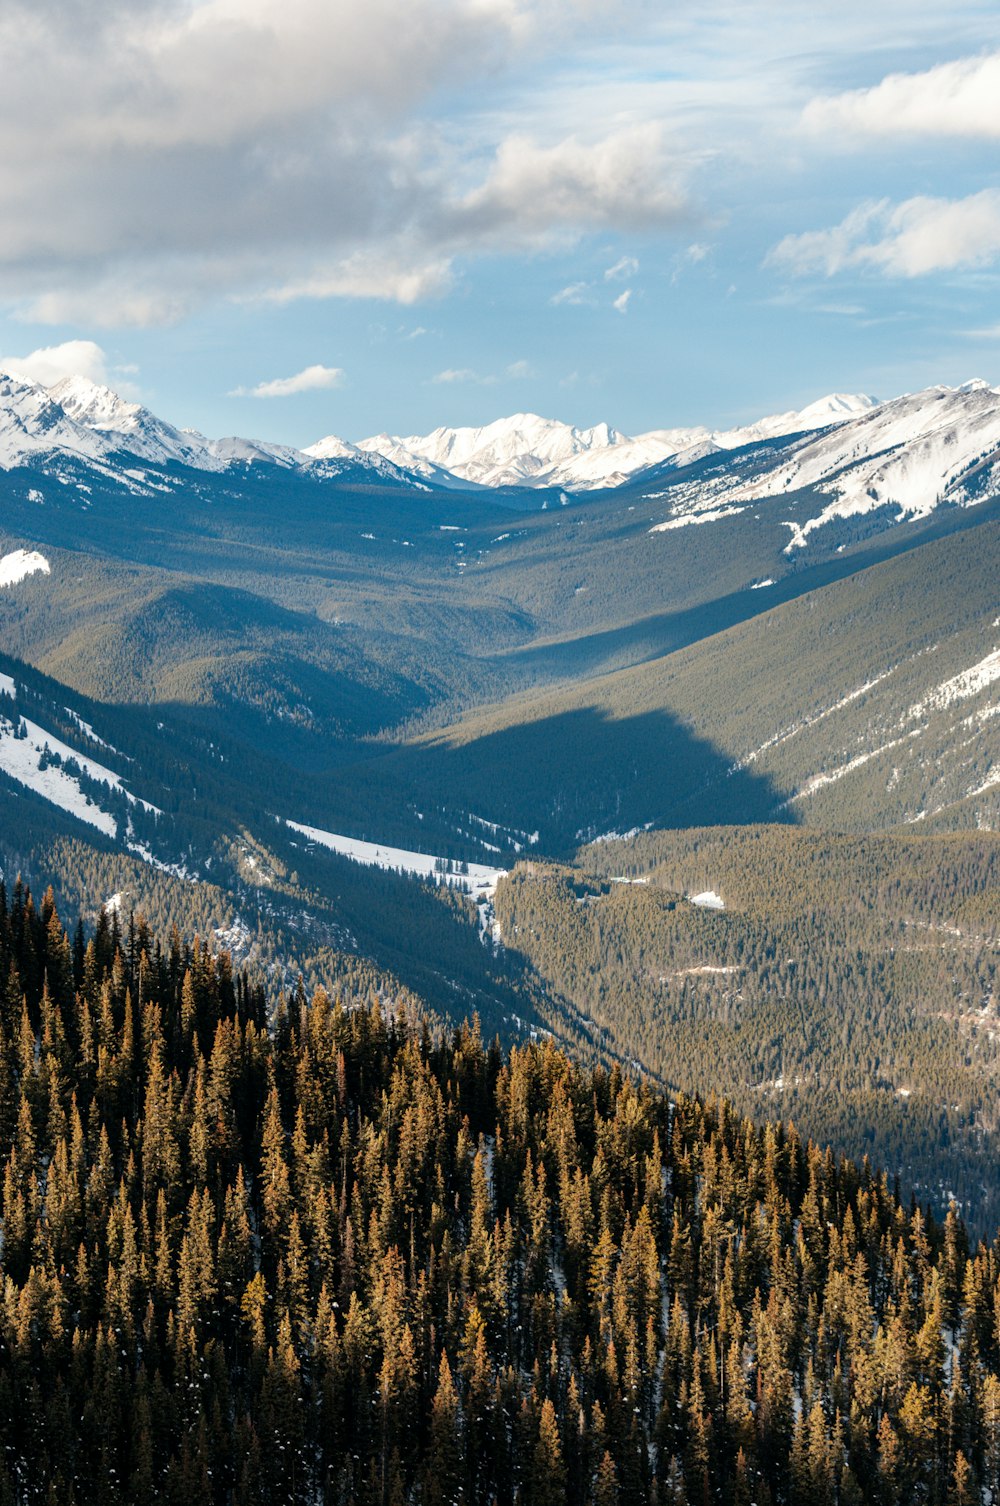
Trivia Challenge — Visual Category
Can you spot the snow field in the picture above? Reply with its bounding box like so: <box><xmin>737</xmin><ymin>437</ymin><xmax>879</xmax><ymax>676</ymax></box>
<box><xmin>285</xmin><ymin>820</ymin><xmax>506</xmax><ymax>899</ymax></box>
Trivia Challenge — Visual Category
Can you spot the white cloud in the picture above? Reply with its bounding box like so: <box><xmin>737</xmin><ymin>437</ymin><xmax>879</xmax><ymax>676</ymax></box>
<box><xmin>455</xmin><ymin>125</ymin><xmax>688</xmax><ymax>240</ymax></box>
<box><xmin>232</xmin><ymin>364</ymin><xmax>345</xmax><ymax>398</ymax></box>
<box><xmin>0</xmin><ymin>339</ymin><xmax>111</xmax><ymax>387</ymax></box>
<box><xmin>768</xmin><ymin>190</ymin><xmax>1000</xmax><ymax>278</ymax></box>
<box><xmin>0</xmin><ymin>0</ymin><xmax>680</xmax><ymax>325</ymax></box>
<box><xmin>604</xmin><ymin>255</ymin><xmax>639</xmax><ymax>281</ymax></box>
<box><xmin>550</xmin><ymin>281</ymin><xmax>594</xmax><ymax>306</ymax></box>
<box><xmin>804</xmin><ymin>50</ymin><xmax>1000</xmax><ymax>142</ymax></box>
<box><xmin>612</xmin><ymin>288</ymin><xmax>632</xmax><ymax>313</ymax></box>
<box><xmin>431</xmin><ymin>359</ymin><xmax>532</xmax><ymax>385</ymax></box>
<box><xmin>263</xmin><ymin>254</ymin><xmax>455</xmax><ymax>309</ymax></box>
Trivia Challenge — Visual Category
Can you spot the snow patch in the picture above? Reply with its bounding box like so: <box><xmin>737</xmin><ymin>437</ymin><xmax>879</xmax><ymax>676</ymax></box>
<box><xmin>906</xmin><ymin>647</ymin><xmax>1000</xmax><ymax>719</ymax></box>
<box><xmin>0</xmin><ymin>549</ymin><xmax>50</xmax><ymax>587</ymax></box>
<box><xmin>650</xmin><ymin>505</ymin><xmax>746</xmax><ymax>533</ymax></box>
<box><xmin>0</xmin><ymin>717</ymin><xmax>118</xmax><ymax>836</ymax></box>
<box><xmin>689</xmin><ymin>890</ymin><xmax>725</xmax><ymax>910</ymax></box>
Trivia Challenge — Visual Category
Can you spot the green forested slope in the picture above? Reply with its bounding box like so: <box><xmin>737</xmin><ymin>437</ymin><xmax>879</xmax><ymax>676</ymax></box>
<box><xmin>492</xmin><ymin>827</ymin><xmax>1000</xmax><ymax>1231</ymax></box>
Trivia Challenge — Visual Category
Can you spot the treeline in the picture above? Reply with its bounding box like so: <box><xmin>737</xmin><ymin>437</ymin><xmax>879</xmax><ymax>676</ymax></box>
<box><xmin>3</xmin><ymin>881</ymin><xmax>1000</xmax><ymax>1503</ymax></box>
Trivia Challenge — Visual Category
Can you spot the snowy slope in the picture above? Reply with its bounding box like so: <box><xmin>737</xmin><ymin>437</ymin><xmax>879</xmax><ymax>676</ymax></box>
<box><xmin>356</xmin><ymin>395</ymin><xmax>876</xmax><ymax>492</ymax></box>
<box><xmin>729</xmin><ymin>382</ymin><xmax>1000</xmax><ymax>548</ymax></box>
<box><xmin>0</xmin><ymin>372</ymin><xmax>119</xmax><ymax>471</ymax></box>
<box><xmin>48</xmin><ymin>376</ymin><xmax>217</xmax><ymax>469</ymax></box>
<box><xmin>0</xmin><ymin>671</ymin><xmax>157</xmax><ymax>836</ymax></box>
<box><xmin>647</xmin><ymin>381</ymin><xmax>1000</xmax><ymax>547</ymax></box>
<box><xmin>286</xmin><ymin>819</ymin><xmax>505</xmax><ymax>899</ymax></box>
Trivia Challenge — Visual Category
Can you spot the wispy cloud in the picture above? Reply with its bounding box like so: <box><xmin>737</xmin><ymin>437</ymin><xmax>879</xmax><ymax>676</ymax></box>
<box><xmin>430</xmin><ymin>360</ymin><xmax>532</xmax><ymax>386</ymax></box>
<box><xmin>263</xmin><ymin>255</ymin><xmax>455</xmax><ymax>309</ymax></box>
<box><xmin>804</xmin><ymin>51</ymin><xmax>1000</xmax><ymax>142</ymax></box>
<box><xmin>768</xmin><ymin>191</ymin><xmax>1000</xmax><ymax>278</ymax></box>
<box><xmin>231</xmin><ymin>364</ymin><xmax>345</xmax><ymax>398</ymax></box>
<box><xmin>550</xmin><ymin>281</ymin><xmax>594</xmax><ymax>306</ymax></box>
<box><xmin>432</xmin><ymin>368</ymin><xmax>479</xmax><ymax>385</ymax></box>
<box><xmin>604</xmin><ymin>255</ymin><xmax>639</xmax><ymax>281</ymax></box>
<box><xmin>612</xmin><ymin>289</ymin><xmax>633</xmax><ymax>313</ymax></box>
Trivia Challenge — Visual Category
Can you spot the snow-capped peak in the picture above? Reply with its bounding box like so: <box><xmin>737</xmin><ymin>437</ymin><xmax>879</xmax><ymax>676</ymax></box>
<box><xmin>48</xmin><ymin>375</ymin><xmax>215</xmax><ymax>469</ymax></box>
<box><xmin>305</xmin><ymin>433</ymin><xmax>363</xmax><ymax>462</ymax></box>
<box><xmin>356</xmin><ymin>411</ymin><xmax>645</xmax><ymax>490</ymax></box>
<box><xmin>0</xmin><ymin>372</ymin><xmax>431</xmax><ymax>488</ymax></box>
<box><xmin>353</xmin><ymin>393</ymin><xmax>878</xmax><ymax>493</ymax></box>
<box><xmin>0</xmin><ymin>370</ymin><xmax>117</xmax><ymax>470</ymax></box>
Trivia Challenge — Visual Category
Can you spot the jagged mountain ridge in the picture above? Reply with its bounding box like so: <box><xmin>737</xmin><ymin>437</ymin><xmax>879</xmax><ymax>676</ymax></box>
<box><xmin>0</xmin><ymin>371</ymin><xmax>425</xmax><ymax>488</ymax></box>
<box><xmin>349</xmin><ymin>392</ymin><xmax>877</xmax><ymax>491</ymax></box>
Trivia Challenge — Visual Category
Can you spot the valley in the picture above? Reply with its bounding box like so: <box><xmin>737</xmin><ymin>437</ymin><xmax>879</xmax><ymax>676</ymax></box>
<box><xmin>1</xmin><ymin>370</ymin><xmax>999</xmax><ymax>1233</ymax></box>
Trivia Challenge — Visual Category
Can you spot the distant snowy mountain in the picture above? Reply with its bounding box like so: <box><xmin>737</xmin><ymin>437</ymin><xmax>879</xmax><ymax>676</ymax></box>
<box><xmin>647</xmin><ymin>380</ymin><xmax>1000</xmax><ymax>549</ymax></box>
<box><xmin>0</xmin><ymin>372</ymin><xmax>118</xmax><ymax>471</ymax></box>
<box><xmin>0</xmin><ymin>372</ymin><xmax>427</xmax><ymax>489</ymax></box>
<box><xmin>6</xmin><ymin>371</ymin><xmax>999</xmax><ymax>548</ymax></box>
<box><xmin>48</xmin><ymin>376</ymin><xmax>217</xmax><ymax>470</ymax></box>
<box><xmin>355</xmin><ymin>395</ymin><xmax>877</xmax><ymax>492</ymax></box>
<box><xmin>302</xmin><ymin>431</ymin><xmax>431</xmax><ymax>486</ymax></box>
<box><xmin>358</xmin><ymin>412</ymin><xmax>668</xmax><ymax>491</ymax></box>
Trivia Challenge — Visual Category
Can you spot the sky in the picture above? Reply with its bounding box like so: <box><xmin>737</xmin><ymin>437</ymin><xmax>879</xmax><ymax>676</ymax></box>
<box><xmin>1</xmin><ymin>0</ymin><xmax>999</xmax><ymax>447</ymax></box>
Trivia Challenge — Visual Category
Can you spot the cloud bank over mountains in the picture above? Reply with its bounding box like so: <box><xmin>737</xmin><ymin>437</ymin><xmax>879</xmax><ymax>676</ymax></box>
<box><xmin>0</xmin><ymin>0</ymin><xmax>684</xmax><ymax>327</ymax></box>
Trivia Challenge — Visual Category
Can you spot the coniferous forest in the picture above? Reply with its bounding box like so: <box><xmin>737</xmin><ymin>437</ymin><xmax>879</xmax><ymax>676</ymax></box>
<box><xmin>3</xmin><ymin>879</ymin><xmax>1000</xmax><ymax>1505</ymax></box>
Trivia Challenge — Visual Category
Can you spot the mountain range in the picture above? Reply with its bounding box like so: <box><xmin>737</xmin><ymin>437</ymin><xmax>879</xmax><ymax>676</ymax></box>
<box><xmin>1</xmin><ymin>355</ymin><xmax>999</xmax><ymax>1235</ymax></box>
<box><xmin>344</xmin><ymin>391</ymin><xmax>876</xmax><ymax>491</ymax></box>
<box><xmin>7</xmin><ymin>366</ymin><xmax>1000</xmax><ymax>555</ymax></box>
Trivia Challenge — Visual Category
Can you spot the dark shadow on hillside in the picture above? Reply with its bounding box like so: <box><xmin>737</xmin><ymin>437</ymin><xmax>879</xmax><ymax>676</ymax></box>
<box><xmin>331</xmin><ymin>702</ymin><xmax>794</xmax><ymax>860</ymax></box>
<box><xmin>498</xmin><ymin>497</ymin><xmax>1000</xmax><ymax>686</ymax></box>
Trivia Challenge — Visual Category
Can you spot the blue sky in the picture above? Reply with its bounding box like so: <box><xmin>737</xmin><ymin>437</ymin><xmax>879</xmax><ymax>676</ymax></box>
<box><xmin>1</xmin><ymin>0</ymin><xmax>999</xmax><ymax>446</ymax></box>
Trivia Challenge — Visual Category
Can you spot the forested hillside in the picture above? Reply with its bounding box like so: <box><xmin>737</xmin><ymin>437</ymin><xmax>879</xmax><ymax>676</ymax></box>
<box><xmin>2</xmin><ymin>882</ymin><xmax>1000</xmax><ymax>1505</ymax></box>
<box><xmin>496</xmin><ymin>827</ymin><xmax>1000</xmax><ymax>1231</ymax></box>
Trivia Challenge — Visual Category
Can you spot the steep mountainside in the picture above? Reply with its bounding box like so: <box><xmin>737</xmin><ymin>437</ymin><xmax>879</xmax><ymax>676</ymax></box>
<box><xmin>643</xmin><ymin>380</ymin><xmax>1000</xmax><ymax>549</ymax></box>
<box><xmin>353</xmin><ymin>515</ymin><xmax>1000</xmax><ymax>853</ymax></box>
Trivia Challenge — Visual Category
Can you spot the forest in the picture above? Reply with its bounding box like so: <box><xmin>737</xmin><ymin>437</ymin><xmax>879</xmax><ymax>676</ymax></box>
<box><xmin>2</xmin><ymin>878</ymin><xmax>1000</xmax><ymax>1504</ymax></box>
<box><xmin>497</xmin><ymin>828</ymin><xmax>1000</xmax><ymax>1232</ymax></box>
